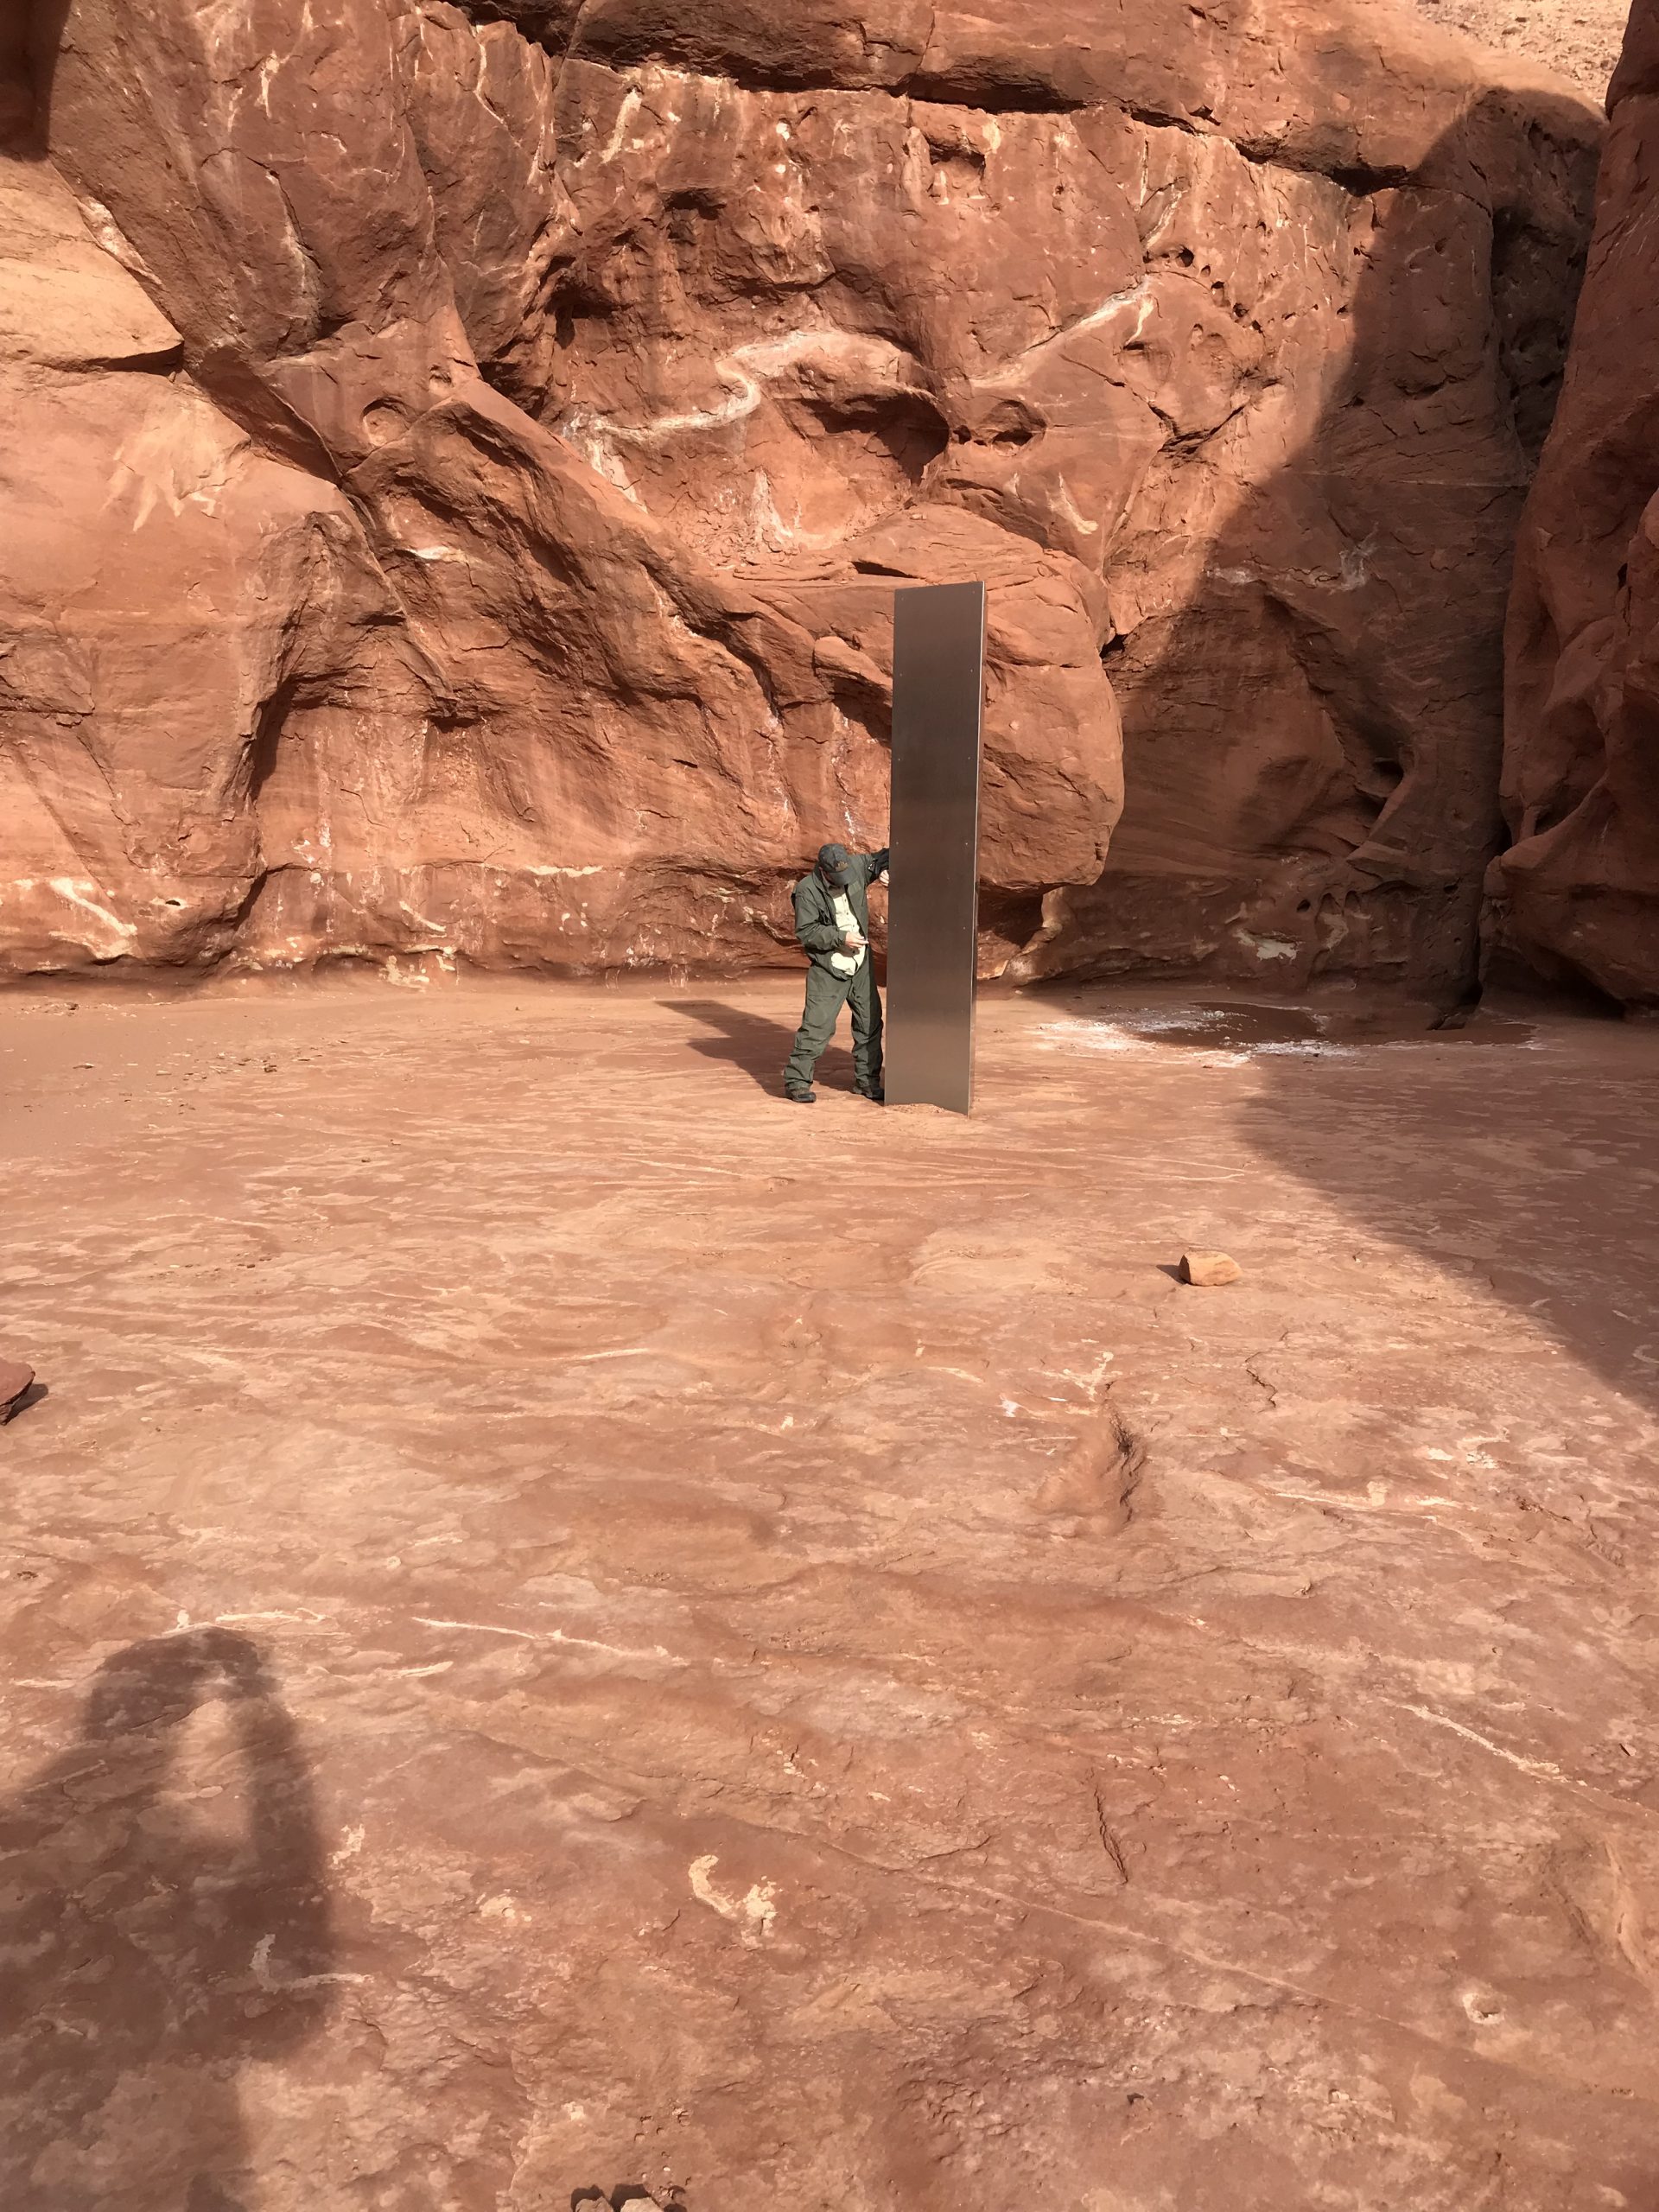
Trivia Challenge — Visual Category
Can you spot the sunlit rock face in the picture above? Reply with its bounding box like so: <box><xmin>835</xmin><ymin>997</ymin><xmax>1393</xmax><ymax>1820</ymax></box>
<box><xmin>0</xmin><ymin>0</ymin><xmax>1599</xmax><ymax>985</ymax></box>
<box><xmin>1407</xmin><ymin>0</ymin><xmax>1630</xmax><ymax>104</ymax></box>
<box><xmin>1495</xmin><ymin>0</ymin><xmax>1659</xmax><ymax>1007</ymax></box>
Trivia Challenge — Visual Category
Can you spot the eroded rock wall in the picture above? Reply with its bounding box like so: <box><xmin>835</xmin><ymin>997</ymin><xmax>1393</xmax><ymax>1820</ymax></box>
<box><xmin>1495</xmin><ymin>0</ymin><xmax>1659</xmax><ymax>1005</ymax></box>
<box><xmin>1</xmin><ymin>0</ymin><xmax>1600</xmax><ymax>984</ymax></box>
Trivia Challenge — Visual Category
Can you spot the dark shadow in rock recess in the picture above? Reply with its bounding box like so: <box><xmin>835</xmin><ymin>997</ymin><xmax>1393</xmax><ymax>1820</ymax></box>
<box><xmin>0</xmin><ymin>1628</ymin><xmax>335</xmax><ymax>2209</ymax></box>
<box><xmin>1026</xmin><ymin>86</ymin><xmax>1599</xmax><ymax>1005</ymax></box>
<box><xmin>4</xmin><ymin>0</ymin><xmax>70</xmax><ymax>153</ymax></box>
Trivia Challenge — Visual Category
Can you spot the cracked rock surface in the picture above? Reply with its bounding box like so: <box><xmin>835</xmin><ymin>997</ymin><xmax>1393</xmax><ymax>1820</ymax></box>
<box><xmin>4</xmin><ymin>978</ymin><xmax>1659</xmax><ymax>2206</ymax></box>
<box><xmin>0</xmin><ymin>0</ymin><xmax>1601</xmax><ymax>990</ymax></box>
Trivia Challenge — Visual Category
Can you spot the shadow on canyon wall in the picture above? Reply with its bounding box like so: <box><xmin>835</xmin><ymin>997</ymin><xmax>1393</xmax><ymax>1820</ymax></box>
<box><xmin>1092</xmin><ymin>88</ymin><xmax>1658</xmax><ymax>1414</ymax></box>
<box><xmin>1039</xmin><ymin>84</ymin><xmax>1599</xmax><ymax>1009</ymax></box>
<box><xmin>0</xmin><ymin>1629</ymin><xmax>335</xmax><ymax>2210</ymax></box>
<box><xmin>1</xmin><ymin>0</ymin><xmax>67</xmax><ymax>150</ymax></box>
<box><xmin>1008</xmin><ymin>88</ymin><xmax>1649</xmax><ymax>1408</ymax></box>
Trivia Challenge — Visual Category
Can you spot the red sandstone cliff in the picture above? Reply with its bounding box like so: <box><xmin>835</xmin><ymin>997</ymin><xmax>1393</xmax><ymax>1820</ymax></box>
<box><xmin>1496</xmin><ymin>0</ymin><xmax>1659</xmax><ymax>1004</ymax></box>
<box><xmin>0</xmin><ymin>2</ymin><xmax>1600</xmax><ymax>986</ymax></box>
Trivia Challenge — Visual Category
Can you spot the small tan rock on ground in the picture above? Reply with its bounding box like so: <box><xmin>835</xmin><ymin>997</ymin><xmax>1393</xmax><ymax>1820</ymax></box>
<box><xmin>1179</xmin><ymin>1250</ymin><xmax>1243</xmax><ymax>1287</ymax></box>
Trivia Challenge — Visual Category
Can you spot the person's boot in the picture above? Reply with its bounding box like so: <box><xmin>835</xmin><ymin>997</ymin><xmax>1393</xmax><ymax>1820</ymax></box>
<box><xmin>785</xmin><ymin>1087</ymin><xmax>817</xmax><ymax>1105</ymax></box>
<box><xmin>856</xmin><ymin>1082</ymin><xmax>885</xmax><ymax>1103</ymax></box>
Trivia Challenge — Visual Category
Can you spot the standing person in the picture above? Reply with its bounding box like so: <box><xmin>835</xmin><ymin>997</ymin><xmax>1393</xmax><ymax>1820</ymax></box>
<box><xmin>784</xmin><ymin>840</ymin><xmax>889</xmax><ymax>1104</ymax></box>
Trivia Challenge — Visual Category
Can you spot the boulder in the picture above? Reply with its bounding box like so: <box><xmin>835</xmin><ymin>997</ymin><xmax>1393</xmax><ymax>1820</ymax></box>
<box><xmin>1179</xmin><ymin>1252</ymin><xmax>1243</xmax><ymax>1288</ymax></box>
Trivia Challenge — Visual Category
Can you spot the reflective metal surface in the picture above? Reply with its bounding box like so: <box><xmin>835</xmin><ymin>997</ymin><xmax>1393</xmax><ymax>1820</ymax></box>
<box><xmin>885</xmin><ymin>581</ymin><xmax>986</xmax><ymax>1116</ymax></box>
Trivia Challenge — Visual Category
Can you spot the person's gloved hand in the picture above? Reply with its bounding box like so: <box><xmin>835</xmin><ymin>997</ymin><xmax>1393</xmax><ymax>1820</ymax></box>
<box><xmin>878</xmin><ymin>870</ymin><xmax>889</xmax><ymax>886</ymax></box>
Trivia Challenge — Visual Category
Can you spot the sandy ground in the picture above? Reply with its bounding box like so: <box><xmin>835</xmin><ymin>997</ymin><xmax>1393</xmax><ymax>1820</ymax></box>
<box><xmin>4</xmin><ymin>973</ymin><xmax>1659</xmax><ymax>2211</ymax></box>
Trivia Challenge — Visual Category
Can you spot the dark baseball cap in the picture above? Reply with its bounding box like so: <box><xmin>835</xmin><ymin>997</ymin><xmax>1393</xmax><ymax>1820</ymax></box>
<box><xmin>817</xmin><ymin>842</ymin><xmax>853</xmax><ymax>885</ymax></box>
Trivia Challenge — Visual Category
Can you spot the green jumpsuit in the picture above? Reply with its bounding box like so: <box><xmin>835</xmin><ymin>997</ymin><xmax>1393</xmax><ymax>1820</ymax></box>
<box><xmin>784</xmin><ymin>848</ymin><xmax>889</xmax><ymax>1096</ymax></box>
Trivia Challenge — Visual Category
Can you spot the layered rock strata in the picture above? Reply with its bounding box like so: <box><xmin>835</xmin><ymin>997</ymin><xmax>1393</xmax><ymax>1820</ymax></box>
<box><xmin>0</xmin><ymin>1</ymin><xmax>1599</xmax><ymax>985</ymax></box>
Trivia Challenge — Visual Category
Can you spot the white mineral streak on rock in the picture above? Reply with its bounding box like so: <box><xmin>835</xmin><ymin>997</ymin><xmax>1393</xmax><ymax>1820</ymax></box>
<box><xmin>689</xmin><ymin>1854</ymin><xmax>779</xmax><ymax>1942</ymax></box>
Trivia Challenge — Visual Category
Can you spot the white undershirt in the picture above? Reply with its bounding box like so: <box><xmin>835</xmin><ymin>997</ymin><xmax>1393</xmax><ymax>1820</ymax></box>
<box><xmin>829</xmin><ymin>889</ymin><xmax>865</xmax><ymax>976</ymax></box>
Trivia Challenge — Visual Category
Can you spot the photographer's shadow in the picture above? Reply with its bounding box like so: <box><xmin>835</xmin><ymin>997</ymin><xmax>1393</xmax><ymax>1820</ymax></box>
<box><xmin>0</xmin><ymin>1628</ymin><xmax>335</xmax><ymax>2210</ymax></box>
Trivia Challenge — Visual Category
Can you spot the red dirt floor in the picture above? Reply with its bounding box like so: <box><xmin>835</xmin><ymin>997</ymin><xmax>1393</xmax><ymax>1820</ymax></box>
<box><xmin>3</xmin><ymin>973</ymin><xmax>1659</xmax><ymax>2211</ymax></box>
